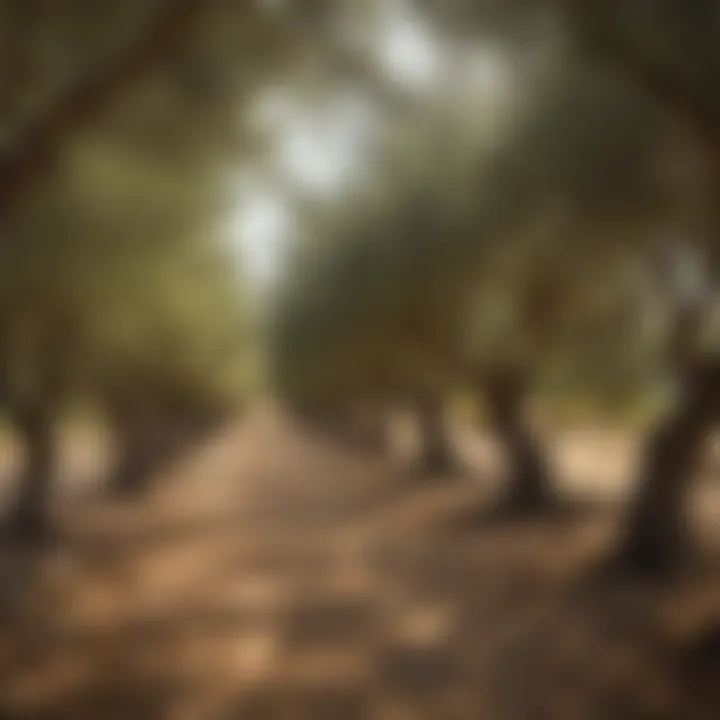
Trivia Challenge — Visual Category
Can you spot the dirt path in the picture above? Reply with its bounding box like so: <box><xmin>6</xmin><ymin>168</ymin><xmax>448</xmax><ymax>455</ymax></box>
<box><xmin>0</xmin><ymin>406</ymin><xmax>719</xmax><ymax>719</ymax></box>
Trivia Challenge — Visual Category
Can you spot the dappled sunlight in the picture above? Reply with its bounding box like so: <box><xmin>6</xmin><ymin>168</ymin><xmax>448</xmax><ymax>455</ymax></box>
<box><xmin>1</xmin><ymin>412</ymin><xmax>720</xmax><ymax>717</ymax></box>
<box><xmin>2</xmin><ymin>0</ymin><xmax>720</xmax><ymax>717</ymax></box>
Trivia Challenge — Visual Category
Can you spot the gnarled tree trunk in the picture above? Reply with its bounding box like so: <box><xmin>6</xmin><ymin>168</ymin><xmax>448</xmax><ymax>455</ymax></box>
<box><xmin>316</xmin><ymin>405</ymin><xmax>355</xmax><ymax>446</ymax></box>
<box><xmin>110</xmin><ymin>417</ymin><xmax>161</xmax><ymax>497</ymax></box>
<box><xmin>106</xmin><ymin>386</ymin><xmax>198</xmax><ymax>497</ymax></box>
<box><xmin>348</xmin><ymin>403</ymin><xmax>389</xmax><ymax>455</ymax></box>
<box><xmin>7</xmin><ymin>403</ymin><xmax>55</xmax><ymax>539</ymax></box>
<box><xmin>617</xmin><ymin>357</ymin><xmax>720</xmax><ymax>576</ymax></box>
<box><xmin>292</xmin><ymin>401</ymin><xmax>388</xmax><ymax>454</ymax></box>
<box><xmin>107</xmin><ymin>393</ymin><xmax>174</xmax><ymax>498</ymax></box>
<box><xmin>485</xmin><ymin>368</ymin><xmax>552</xmax><ymax>512</ymax></box>
<box><xmin>614</xmin><ymin>239</ymin><xmax>716</xmax><ymax>576</ymax></box>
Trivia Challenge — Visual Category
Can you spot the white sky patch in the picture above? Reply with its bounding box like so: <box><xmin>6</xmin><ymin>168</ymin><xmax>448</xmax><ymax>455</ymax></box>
<box><xmin>231</xmin><ymin>184</ymin><xmax>294</xmax><ymax>291</ymax></box>
<box><xmin>235</xmin><ymin>89</ymin><xmax>378</xmax><ymax>290</ymax></box>
<box><xmin>374</xmin><ymin>3</ymin><xmax>442</xmax><ymax>91</ymax></box>
<box><xmin>231</xmin><ymin>1</ymin><xmax>450</xmax><ymax>287</ymax></box>
<box><xmin>274</xmin><ymin>91</ymin><xmax>378</xmax><ymax>196</ymax></box>
<box><xmin>278</xmin><ymin>122</ymin><xmax>358</xmax><ymax>194</ymax></box>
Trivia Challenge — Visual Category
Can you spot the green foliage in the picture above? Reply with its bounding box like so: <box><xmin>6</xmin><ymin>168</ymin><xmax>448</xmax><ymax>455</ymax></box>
<box><xmin>268</xmin><ymin>37</ymin><xmax>712</xmax><ymax>415</ymax></box>
<box><xmin>3</xmin><ymin>0</ymin><xmax>719</xmax><ymax>432</ymax></box>
<box><xmin>0</xmin><ymin>0</ymin><xmax>326</xmax><ymax>427</ymax></box>
<box><xmin>0</xmin><ymin>124</ymin><xmax>249</xmax><ymax>430</ymax></box>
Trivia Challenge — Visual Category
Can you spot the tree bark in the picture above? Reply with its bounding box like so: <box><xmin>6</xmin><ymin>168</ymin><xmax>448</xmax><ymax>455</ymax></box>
<box><xmin>317</xmin><ymin>406</ymin><xmax>354</xmax><ymax>445</ymax></box>
<box><xmin>616</xmin><ymin>357</ymin><xmax>720</xmax><ymax>576</ymax></box>
<box><xmin>111</xmin><ymin>413</ymin><xmax>213</xmax><ymax>498</ymax></box>
<box><xmin>345</xmin><ymin>404</ymin><xmax>389</xmax><ymax>455</ymax></box>
<box><xmin>485</xmin><ymin>369</ymin><xmax>552</xmax><ymax>512</ymax></box>
<box><xmin>416</xmin><ymin>395</ymin><xmax>457</xmax><ymax>476</ymax></box>
<box><xmin>111</xmin><ymin>409</ymin><xmax>209</xmax><ymax>497</ymax></box>
<box><xmin>110</xmin><ymin>420</ymin><xmax>160</xmax><ymax>497</ymax></box>
<box><xmin>108</xmin><ymin>397</ymin><xmax>174</xmax><ymax>498</ymax></box>
<box><xmin>293</xmin><ymin>403</ymin><xmax>370</xmax><ymax>453</ymax></box>
<box><xmin>7</xmin><ymin>404</ymin><xmax>55</xmax><ymax>540</ymax></box>
<box><xmin>357</xmin><ymin>416</ymin><xmax>389</xmax><ymax>455</ymax></box>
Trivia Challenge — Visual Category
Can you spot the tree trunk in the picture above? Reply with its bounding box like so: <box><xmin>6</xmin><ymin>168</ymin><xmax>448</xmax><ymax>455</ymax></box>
<box><xmin>288</xmin><ymin>401</ymin><xmax>388</xmax><ymax>455</ymax></box>
<box><xmin>109</xmin><ymin>407</ymin><xmax>168</xmax><ymax>498</ymax></box>
<box><xmin>111</xmin><ymin>410</ymin><xmax>213</xmax><ymax>498</ymax></box>
<box><xmin>416</xmin><ymin>395</ymin><xmax>457</xmax><ymax>476</ymax></box>
<box><xmin>7</xmin><ymin>405</ymin><xmax>55</xmax><ymax>540</ymax></box>
<box><xmin>346</xmin><ymin>404</ymin><xmax>389</xmax><ymax>455</ymax></box>
<box><xmin>485</xmin><ymin>369</ymin><xmax>551</xmax><ymax>512</ymax></box>
<box><xmin>616</xmin><ymin>358</ymin><xmax>720</xmax><ymax>576</ymax></box>
<box><xmin>110</xmin><ymin>428</ymin><xmax>156</xmax><ymax>497</ymax></box>
<box><xmin>357</xmin><ymin>417</ymin><xmax>389</xmax><ymax>455</ymax></box>
<box><xmin>316</xmin><ymin>406</ymin><xmax>353</xmax><ymax>445</ymax></box>
<box><xmin>318</xmin><ymin>405</ymin><xmax>377</xmax><ymax>453</ymax></box>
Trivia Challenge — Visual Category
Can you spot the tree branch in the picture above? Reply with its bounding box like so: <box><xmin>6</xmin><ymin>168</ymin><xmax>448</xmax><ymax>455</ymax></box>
<box><xmin>607</xmin><ymin>41</ymin><xmax>718</xmax><ymax>154</ymax></box>
<box><xmin>0</xmin><ymin>0</ymin><xmax>206</xmax><ymax>229</ymax></box>
<box><xmin>561</xmin><ymin>0</ymin><xmax>719</xmax><ymax>155</ymax></box>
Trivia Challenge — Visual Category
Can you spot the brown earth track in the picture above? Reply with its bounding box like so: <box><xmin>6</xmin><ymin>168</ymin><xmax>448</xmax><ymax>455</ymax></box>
<box><xmin>0</xmin><ymin>405</ymin><xmax>719</xmax><ymax>719</ymax></box>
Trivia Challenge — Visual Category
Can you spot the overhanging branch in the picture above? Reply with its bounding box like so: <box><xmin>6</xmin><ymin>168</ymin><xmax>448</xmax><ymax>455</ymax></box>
<box><xmin>0</xmin><ymin>0</ymin><xmax>206</xmax><ymax>230</ymax></box>
<box><xmin>560</xmin><ymin>0</ymin><xmax>719</xmax><ymax>154</ymax></box>
<box><xmin>607</xmin><ymin>40</ymin><xmax>718</xmax><ymax>155</ymax></box>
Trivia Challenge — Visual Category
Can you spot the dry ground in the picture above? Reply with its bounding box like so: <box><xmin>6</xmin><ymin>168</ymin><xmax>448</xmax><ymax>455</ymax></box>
<box><xmin>0</xmin><ymin>405</ymin><xmax>719</xmax><ymax>719</ymax></box>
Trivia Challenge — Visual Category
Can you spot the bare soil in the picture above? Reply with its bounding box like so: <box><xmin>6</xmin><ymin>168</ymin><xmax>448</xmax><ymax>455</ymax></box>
<box><xmin>0</xmin><ymin>405</ymin><xmax>719</xmax><ymax>719</ymax></box>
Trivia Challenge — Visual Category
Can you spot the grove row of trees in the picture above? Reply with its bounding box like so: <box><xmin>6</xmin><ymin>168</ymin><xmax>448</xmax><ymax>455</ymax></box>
<box><xmin>267</xmin><ymin>0</ymin><xmax>720</xmax><ymax>578</ymax></box>
<box><xmin>1</xmin><ymin>1</ymin><xmax>720</xmax><ymax>583</ymax></box>
<box><xmin>0</xmin><ymin>0</ymin><xmax>324</xmax><ymax>536</ymax></box>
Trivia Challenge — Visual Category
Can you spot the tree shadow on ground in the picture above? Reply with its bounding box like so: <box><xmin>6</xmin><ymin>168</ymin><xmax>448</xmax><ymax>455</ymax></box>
<box><xmin>1</xmin><ymin>497</ymin><xmax>719</xmax><ymax>718</ymax></box>
<box><xmin>1</xmin><ymin>411</ymin><xmax>719</xmax><ymax>720</ymax></box>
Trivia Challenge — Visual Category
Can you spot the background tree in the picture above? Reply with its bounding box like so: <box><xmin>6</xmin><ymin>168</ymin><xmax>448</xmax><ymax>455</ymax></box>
<box><xmin>267</xmin><ymin>44</ymin><xmax>705</xmax><ymax>515</ymax></box>
<box><xmin>0</xmin><ymin>0</ymin><xmax>334</xmax><ymax>536</ymax></box>
<box><xmin>414</xmin><ymin>0</ymin><xmax>720</xmax><ymax>577</ymax></box>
